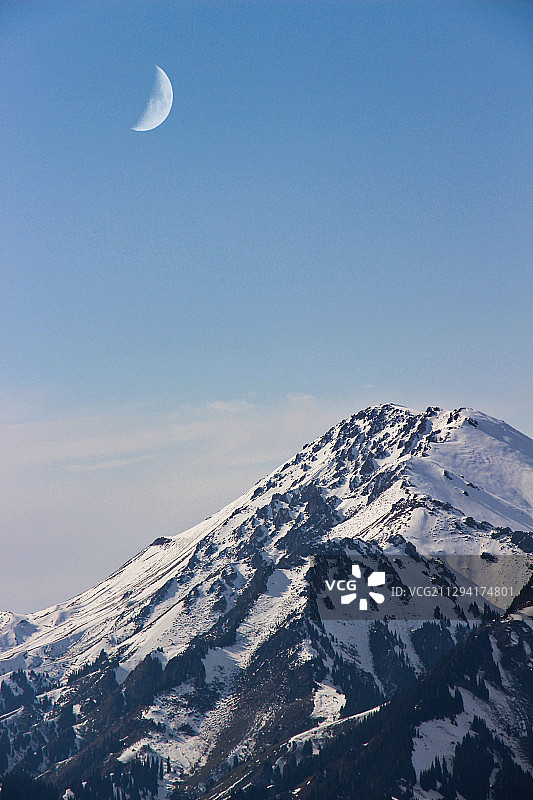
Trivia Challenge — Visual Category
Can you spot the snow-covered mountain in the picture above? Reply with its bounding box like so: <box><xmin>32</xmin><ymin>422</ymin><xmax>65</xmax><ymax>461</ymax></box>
<box><xmin>1</xmin><ymin>404</ymin><xmax>533</xmax><ymax>800</ymax></box>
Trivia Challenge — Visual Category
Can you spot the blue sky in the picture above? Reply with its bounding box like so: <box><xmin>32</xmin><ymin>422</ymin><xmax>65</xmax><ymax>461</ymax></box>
<box><xmin>1</xmin><ymin>1</ymin><xmax>532</xmax><ymax>611</ymax></box>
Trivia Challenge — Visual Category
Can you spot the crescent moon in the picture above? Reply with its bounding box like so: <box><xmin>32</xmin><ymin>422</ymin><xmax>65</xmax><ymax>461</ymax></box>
<box><xmin>132</xmin><ymin>66</ymin><xmax>173</xmax><ymax>132</ymax></box>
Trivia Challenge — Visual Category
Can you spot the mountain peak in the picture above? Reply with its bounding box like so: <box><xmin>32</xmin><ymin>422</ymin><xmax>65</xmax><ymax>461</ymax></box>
<box><xmin>1</xmin><ymin>404</ymin><xmax>533</xmax><ymax>799</ymax></box>
<box><xmin>2</xmin><ymin>403</ymin><xmax>532</xmax><ymax>676</ymax></box>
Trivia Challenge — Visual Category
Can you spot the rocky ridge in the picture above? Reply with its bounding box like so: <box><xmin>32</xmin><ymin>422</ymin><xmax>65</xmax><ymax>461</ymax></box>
<box><xmin>1</xmin><ymin>404</ymin><xmax>532</xmax><ymax>799</ymax></box>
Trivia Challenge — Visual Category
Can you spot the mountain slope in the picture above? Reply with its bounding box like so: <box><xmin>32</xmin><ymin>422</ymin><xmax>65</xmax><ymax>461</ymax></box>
<box><xmin>219</xmin><ymin>613</ymin><xmax>533</xmax><ymax>800</ymax></box>
<box><xmin>1</xmin><ymin>404</ymin><xmax>532</xmax><ymax>799</ymax></box>
<box><xmin>2</xmin><ymin>405</ymin><xmax>532</xmax><ymax>675</ymax></box>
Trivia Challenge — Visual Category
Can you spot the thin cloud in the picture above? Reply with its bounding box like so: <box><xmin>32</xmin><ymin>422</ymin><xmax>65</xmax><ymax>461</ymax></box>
<box><xmin>65</xmin><ymin>453</ymin><xmax>157</xmax><ymax>473</ymax></box>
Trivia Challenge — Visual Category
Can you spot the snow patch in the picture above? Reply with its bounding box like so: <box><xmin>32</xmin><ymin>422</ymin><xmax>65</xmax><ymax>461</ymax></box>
<box><xmin>311</xmin><ymin>683</ymin><xmax>345</xmax><ymax>723</ymax></box>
